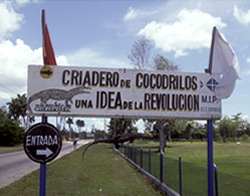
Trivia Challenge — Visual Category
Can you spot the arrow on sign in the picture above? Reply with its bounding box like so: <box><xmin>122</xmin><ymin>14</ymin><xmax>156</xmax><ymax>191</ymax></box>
<box><xmin>36</xmin><ymin>148</ymin><xmax>53</xmax><ymax>157</ymax></box>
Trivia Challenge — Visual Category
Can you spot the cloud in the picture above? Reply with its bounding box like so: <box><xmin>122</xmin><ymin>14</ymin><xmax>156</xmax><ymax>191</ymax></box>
<box><xmin>233</xmin><ymin>6</ymin><xmax>250</xmax><ymax>26</ymax></box>
<box><xmin>15</xmin><ymin>0</ymin><xmax>30</xmax><ymax>6</ymax></box>
<box><xmin>242</xmin><ymin>114</ymin><xmax>250</xmax><ymax>122</ymax></box>
<box><xmin>0</xmin><ymin>35</ymin><xmax>128</xmax><ymax>106</ymax></box>
<box><xmin>0</xmin><ymin>2</ymin><xmax>23</xmax><ymax>39</ymax></box>
<box><xmin>243</xmin><ymin>58</ymin><xmax>250</xmax><ymax>76</ymax></box>
<box><xmin>15</xmin><ymin>0</ymin><xmax>39</xmax><ymax>7</ymax></box>
<box><xmin>0</xmin><ymin>40</ymin><xmax>128</xmax><ymax>105</ymax></box>
<box><xmin>124</xmin><ymin>7</ymin><xmax>138</xmax><ymax>21</ymax></box>
<box><xmin>66</xmin><ymin>48</ymin><xmax>128</xmax><ymax>68</ymax></box>
<box><xmin>0</xmin><ymin>39</ymin><xmax>66</xmax><ymax>102</ymax></box>
<box><xmin>138</xmin><ymin>9</ymin><xmax>226</xmax><ymax>57</ymax></box>
<box><xmin>123</xmin><ymin>6</ymin><xmax>157</xmax><ymax>22</ymax></box>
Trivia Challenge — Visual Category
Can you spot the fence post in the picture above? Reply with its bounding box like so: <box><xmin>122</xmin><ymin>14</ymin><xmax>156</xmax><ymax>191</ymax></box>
<box><xmin>135</xmin><ymin>147</ymin><xmax>137</xmax><ymax>163</ymax></box>
<box><xmin>134</xmin><ymin>147</ymin><xmax>137</xmax><ymax>164</ymax></box>
<box><xmin>134</xmin><ymin>147</ymin><xmax>136</xmax><ymax>163</ymax></box>
<box><xmin>179</xmin><ymin>157</ymin><xmax>183</xmax><ymax>196</ymax></box>
<box><xmin>129</xmin><ymin>146</ymin><xmax>131</xmax><ymax>159</ymax></box>
<box><xmin>148</xmin><ymin>149</ymin><xmax>151</xmax><ymax>173</ymax></box>
<box><xmin>160</xmin><ymin>152</ymin><xmax>164</xmax><ymax>183</ymax></box>
<box><xmin>132</xmin><ymin>147</ymin><xmax>134</xmax><ymax>162</ymax></box>
<box><xmin>159</xmin><ymin>123</ymin><xmax>168</xmax><ymax>183</ymax></box>
<box><xmin>127</xmin><ymin>146</ymin><xmax>129</xmax><ymax>158</ymax></box>
<box><xmin>214</xmin><ymin>164</ymin><xmax>219</xmax><ymax>196</ymax></box>
<box><xmin>131</xmin><ymin>146</ymin><xmax>133</xmax><ymax>160</ymax></box>
<box><xmin>134</xmin><ymin>147</ymin><xmax>137</xmax><ymax>163</ymax></box>
<box><xmin>132</xmin><ymin>147</ymin><xmax>136</xmax><ymax>162</ymax></box>
<box><xmin>140</xmin><ymin>148</ymin><xmax>143</xmax><ymax>168</ymax></box>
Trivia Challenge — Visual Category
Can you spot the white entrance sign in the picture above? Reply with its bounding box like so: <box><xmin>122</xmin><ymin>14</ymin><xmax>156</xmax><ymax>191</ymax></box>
<box><xmin>27</xmin><ymin>65</ymin><xmax>221</xmax><ymax>119</ymax></box>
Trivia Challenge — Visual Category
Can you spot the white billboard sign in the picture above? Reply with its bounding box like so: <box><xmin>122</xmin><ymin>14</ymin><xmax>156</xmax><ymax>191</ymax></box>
<box><xmin>27</xmin><ymin>65</ymin><xmax>221</xmax><ymax>119</ymax></box>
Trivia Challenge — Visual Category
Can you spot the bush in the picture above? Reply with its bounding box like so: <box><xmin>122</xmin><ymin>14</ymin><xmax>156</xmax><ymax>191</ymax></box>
<box><xmin>0</xmin><ymin>110</ymin><xmax>24</xmax><ymax>146</ymax></box>
<box><xmin>240</xmin><ymin>134</ymin><xmax>249</xmax><ymax>142</ymax></box>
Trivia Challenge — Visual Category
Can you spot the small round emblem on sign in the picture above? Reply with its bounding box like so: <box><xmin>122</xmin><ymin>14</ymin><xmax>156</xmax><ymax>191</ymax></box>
<box><xmin>24</xmin><ymin>122</ymin><xmax>62</xmax><ymax>163</ymax></box>
<box><xmin>40</xmin><ymin>65</ymin><xmax>53</xmax><ymax>79</ymax></box>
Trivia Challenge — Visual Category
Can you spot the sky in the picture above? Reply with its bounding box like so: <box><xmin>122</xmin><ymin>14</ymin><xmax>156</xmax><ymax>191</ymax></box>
<box><xmin>0</xmin><ymin>0</ymin><xmax>250</xmax><ymax>131</ymax></box>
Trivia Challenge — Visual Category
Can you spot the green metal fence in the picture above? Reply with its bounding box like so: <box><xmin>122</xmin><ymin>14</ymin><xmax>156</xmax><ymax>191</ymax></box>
<box><xmin>118</xmin><ymin>145</ymin><xmax>250</xmax><ymax>196</ymax></box>
<box><xmin>119</xmin><ymin>145</ymin><xmax>179</xmax><ymax>196</ymax></box>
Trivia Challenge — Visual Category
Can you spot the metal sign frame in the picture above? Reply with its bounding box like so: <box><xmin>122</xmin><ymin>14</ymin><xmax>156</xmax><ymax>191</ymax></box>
<box><xmin>27</xmin><ymin>65</ymin><xmax>222</xmax><ymax>120</ymax></box>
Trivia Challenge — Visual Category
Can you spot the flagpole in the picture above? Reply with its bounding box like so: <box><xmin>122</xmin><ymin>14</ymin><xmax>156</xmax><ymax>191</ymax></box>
<box><xmin>41</xmin><ymin>9</ymin><xmax>48</xmax><ymax>123</ymax></box>
<box><xmin>40</xmin><ymin>10</ymin><xmax>47</xmax><ymax>196</ymax></box>
<box><xmin>207</xmin><ymin>26</ymin><xmax>216</xmax><ymax>196</ymax></box>
<box><xmin>41</xmin><ymin>9</ymin><xmax>46</xmax><ymax>63</ymax></box>
<box><xmin>207</xmin><ymin>27</ymin><xmax>216</xmax><ymax>74</ymax></box>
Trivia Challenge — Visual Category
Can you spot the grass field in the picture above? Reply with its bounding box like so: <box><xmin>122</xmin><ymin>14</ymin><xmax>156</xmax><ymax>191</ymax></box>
<box><xmin>166</xmin><ymin>142</ymin><xmax>250</xmax><ymax>196</ymax></box>
<box><xmin>132</xmin><ymin>141</ymin><xmax>250</xmax><ymax>196</ymax></box>
<box><xmin>167</xmin><ymin>142</ymin><xmax>250</xmax><ymax>180</ymax></box>
<box><xmin>0</xmin><ymin>144</ymin><xmax>161</xmax><ymax>196</ymax></box>
<box><xmin>0</xmin><ymin>145</ymin><xmax>23</xmax><ymax>154</ymax></box>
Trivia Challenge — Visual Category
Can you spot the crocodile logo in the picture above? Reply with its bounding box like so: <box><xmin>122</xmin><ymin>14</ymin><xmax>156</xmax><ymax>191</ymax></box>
<box><xmin>28</xmin><ymin>86</ymin><xmax>90</xmax><ymax>113</ymax></box>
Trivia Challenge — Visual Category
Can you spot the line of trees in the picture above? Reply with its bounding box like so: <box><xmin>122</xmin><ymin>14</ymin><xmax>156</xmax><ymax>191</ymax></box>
<box><xmin>106</xmin><ymin>114</ymin><xmax>250</xmax><ymax>143</ymax></box>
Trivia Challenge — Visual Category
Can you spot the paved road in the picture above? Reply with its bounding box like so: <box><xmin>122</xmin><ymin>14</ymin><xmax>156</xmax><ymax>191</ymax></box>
<box><xmin>0</xmin><ymin>140</ymin><xmax>92</xmax><ymax>188</ymax></box>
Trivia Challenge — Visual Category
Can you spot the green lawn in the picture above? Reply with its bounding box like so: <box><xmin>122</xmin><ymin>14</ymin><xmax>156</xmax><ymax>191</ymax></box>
<box><xmin>132</xmin><ymin>141</ymin><xmax>250</xmax><ymax>196</ymax></box>
<box><xmin>0</xmin><ymin>144</ymin><xmax>161</xmax><ymax>196</ymax></box>
<box><xmin>166</xmin><ymin>142</ymin><xmax>250</xmax><ymax>196</ymax></box>
<box><xmin>0</xmin><ymin>145</ymin><xmax>23</xmax><ymax>154</ymax></box>
<box><xmin>166</xmin><ymin>142</ymin><xmax>250</xmax><ymax>180</ymax></box>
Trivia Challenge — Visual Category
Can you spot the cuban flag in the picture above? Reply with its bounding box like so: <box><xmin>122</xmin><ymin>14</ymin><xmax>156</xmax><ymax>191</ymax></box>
<box><xmin>208</xmin><ymin>27</ymin><xmax>240</xmax><ymax>99</ymax></box>
<box><xmin>41</xmin><ymin>9</ymin><xmax>57</xmax><ymax>65</ymax></box>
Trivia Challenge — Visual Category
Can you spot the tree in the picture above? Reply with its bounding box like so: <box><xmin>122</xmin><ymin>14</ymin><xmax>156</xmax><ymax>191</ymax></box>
<box><xmin>0</xmin><ymin>108</ymin><xmax>24</xmax><ymax>146</ymax></box>
<box><xmin>128</xmin><ymin>38</ymin><xmax>152</xmax><ymax>69</ymax></box>
<box><xmin>76</xmin><ymin>119</ymin><xmax>85</xmax><ymax>132</ymax></box>
<box><xmin>154</xmin><ymin>55</ymin><xmax>178</xmax><ymax>71</ymax></box>
<box><xmin>82</xmin><ymin>41</ymin><xmax>177</xmax><ymax>157</ymax></box>
<box><xmin>66</xmin><ymin>117</ymin><xmax>74</xmax><ymax>139</ymax></box>
<box><xmin>171</xmin><ymin>119</ymin><xmax>188</xmax><ymax>139</ymax></box>
<box><xmin>66</xmin><ymin>117</ymin><xmax>73</xmax><ymax>128</ymax></box>
<box><xmin>232</xmin><ymin>113</ymin><xmax>244</xmax><ymax>140</ymax></box>
<box><xmin>82</xmin><ymin>117</ymin><xmax>156</xmax><ymax>158</ymax></box>
<box><xmin>108</xmin><ymin>118</ymin><xmax>138</xmax><ymax>148</ymax></box>
<box><xmin>128</xmin><ymin>39</ymin><xmax>180</xmax><ymax>147</ymax></box>
<box><xmin>94</xmin><ymin>129</ymin><xmax>107</xmax><ymax>140</ymax></box>
<box><xmin>143</xmin><ymin>55</ymin><xmax>179</xmax><ymax>147</ymax></box>
<box><xmin>217</xmin><ymin>116</ymin><xmax>235</xmax><ymax>142</ymax></box>
<box><xmin>108</xmin><ymin>118</ymin><xmax>137</xmax><ymax>137</ymax></box>
<box><xmin>191</xmin><ymin>122</ymin><xmax>206</xmax><ymax>141</ymax></box>
<box><xmin>7</xmin><ymin>94</ymin><xmax>27</xmax><ymax>126</ymax></box>
<box><xmin>184</xmin><ymin>123</ymin><xmax>193</xmax><ymax>141</ymax></box>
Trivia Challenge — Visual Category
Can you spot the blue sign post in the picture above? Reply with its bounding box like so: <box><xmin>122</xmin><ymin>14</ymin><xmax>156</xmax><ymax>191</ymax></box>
<box><xmin>206</xmin><ymin>27</ymin><xmax>216</xmax><ymax>196</ymax></box>
<box><xmin>39</xmin><ymin>163</ymin><xmax>47</xmax><ymax>196</ymax></box>
<box><xmin>40</xmin><ymin>115</ymin><xmax>47</xmax><ymax>196</ymax></box>
<box><xmin>207</xmin><ymin>119</ymin><xmax>214</xmax><ymax>196</ymax></box>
